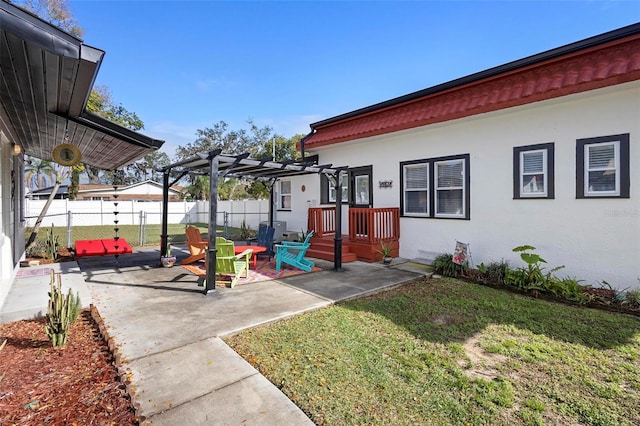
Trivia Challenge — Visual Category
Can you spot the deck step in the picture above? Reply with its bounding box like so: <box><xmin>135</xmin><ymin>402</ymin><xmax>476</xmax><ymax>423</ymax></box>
<box><xmin>308</xmin><ymin>248</ymin><xmax>358</xmax><ymax>263</ymax></box>
<box><xmin>308</xmin><ymin>235</ymin><xmax>357</xmax><ymax>262</ymax></box>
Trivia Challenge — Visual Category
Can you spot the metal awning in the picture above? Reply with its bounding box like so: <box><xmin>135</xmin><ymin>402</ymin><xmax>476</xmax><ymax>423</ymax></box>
<box><xmin>0</xmin><ymin>1</ymin><xmax>163</xmax><ymax>169</ymax></box>
<box><xmin>160</xmin><ymin>150</ymin><xmax>349</xmax><ymax>295</ymax></box>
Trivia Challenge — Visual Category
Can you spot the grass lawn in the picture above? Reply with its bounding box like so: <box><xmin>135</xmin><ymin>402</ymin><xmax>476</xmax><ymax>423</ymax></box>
<box><xmin>226</xmin><ymin>277</ymin><xmax>640</xmax><ymax>425</ymax></box>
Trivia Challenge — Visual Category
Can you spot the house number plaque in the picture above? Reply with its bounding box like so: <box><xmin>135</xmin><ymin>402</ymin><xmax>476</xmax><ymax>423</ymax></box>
<box><xmin>379</xmin><ymin>180</ymin><xmax>393</xmax><ymax>189</ymax></box>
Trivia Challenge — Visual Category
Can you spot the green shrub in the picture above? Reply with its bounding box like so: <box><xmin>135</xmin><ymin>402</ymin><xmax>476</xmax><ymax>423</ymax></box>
<box><xmin>624</xmin><ymin>288</ymin><xmax>640</xmax><ymax>307</ymax></box>
<box><xmin>505</xmin><ymin>245</ymin><xmax>564</xmax><ymax>289</ymax></box>
<box><xmin>545</xmin><ymin>277</ymin><xmax>589</xmax><ymax>302</ymax></box>
<box><xmin>239</xmin><ymin>220</ymin><xmax>253</xmax><ymax>241</ymax></box>
<box><xmin>433</xmin><ymin>253</ymin><xmax>467</xmax><ymax>277</ymax></box>
<box><xmin>478</xmin><ymin>260</ymin><xmax>509</xmax><ymax>284</ymax></box>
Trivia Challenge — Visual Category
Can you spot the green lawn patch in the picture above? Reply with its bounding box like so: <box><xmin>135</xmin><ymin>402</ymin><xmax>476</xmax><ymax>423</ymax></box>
<box><xmin>226</xmin><ymin>277</ymin><xmax>640</xmax><ymax>425</ymax></box>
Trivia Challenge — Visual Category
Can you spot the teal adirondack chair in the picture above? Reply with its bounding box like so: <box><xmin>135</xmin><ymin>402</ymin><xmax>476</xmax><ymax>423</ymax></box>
<box><xmin>275</xmin><ymin>231</ymin><xmax>315</xmax><ymax>272</ymax></box>
<box><xmin>214</xmin><ymin>237</ymin><xmax>252</xmax><ymax>288</ymax></box>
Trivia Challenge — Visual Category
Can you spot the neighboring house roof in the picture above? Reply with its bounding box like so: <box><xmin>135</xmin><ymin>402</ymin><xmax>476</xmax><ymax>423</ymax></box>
<box><xmin>0</xmin><ymin>1</ymin><xmax>164</xmax><ymax>169</ymax></box>
<box><xmin>29</xmin><ymin>180</ymin><xmax>183</xmax><ymax>197</ymax></box>
<box><xmin>303</xmin><ymin>23</ymin><xmax>640</xmax><ymax>149</ymax></box>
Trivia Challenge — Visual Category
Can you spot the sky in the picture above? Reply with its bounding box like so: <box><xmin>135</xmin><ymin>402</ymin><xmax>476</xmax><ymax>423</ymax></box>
<box><xmin>70</xmin><ymin>1</ymin><xmax>640</xmax><ymax>159</ymax></box>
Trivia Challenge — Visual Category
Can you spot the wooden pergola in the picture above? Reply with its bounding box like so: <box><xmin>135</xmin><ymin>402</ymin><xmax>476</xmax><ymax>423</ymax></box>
<box><xmin>160</xmin><ymin>150</ymin><xmax>348</xmax><ymax>294</ymax></box>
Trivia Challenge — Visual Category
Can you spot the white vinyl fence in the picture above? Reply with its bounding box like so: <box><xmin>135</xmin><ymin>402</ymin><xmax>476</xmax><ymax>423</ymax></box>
<box><xmin>25</xmin><ymin>199</ymin><xmax>271</xmax><ymax>244</ymax></box>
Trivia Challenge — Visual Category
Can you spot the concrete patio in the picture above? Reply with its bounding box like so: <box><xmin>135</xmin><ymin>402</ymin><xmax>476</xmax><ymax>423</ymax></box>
<box><xmin>1</xmin><ymin>245</ymin><xmax>429</xmax><ymax>425</ymax></box>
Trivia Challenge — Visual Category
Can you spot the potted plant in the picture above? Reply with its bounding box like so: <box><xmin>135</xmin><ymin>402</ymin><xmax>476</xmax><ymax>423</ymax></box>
<box><xmin>161</xmin><ymin>244</ymin><xmax>177</xmax><ymax>267</ymax></box>
<box><xmin>378</xmin><ymin>241</ymin><xmax>393</xmax><ymax>265</ymax></box>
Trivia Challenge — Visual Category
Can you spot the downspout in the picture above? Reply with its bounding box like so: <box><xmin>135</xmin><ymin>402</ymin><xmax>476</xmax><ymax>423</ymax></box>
<box><xmin>298</xmin><ymin>128</ymin><xmax>315</xmax><ymax>161</ymax></box>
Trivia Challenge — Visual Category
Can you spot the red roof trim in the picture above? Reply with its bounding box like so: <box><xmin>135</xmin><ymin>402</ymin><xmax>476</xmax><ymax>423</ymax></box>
<box><xmin>305</xmin><ymin>34</ymin><xmax>640</xmax><ymax>149</ymax></box>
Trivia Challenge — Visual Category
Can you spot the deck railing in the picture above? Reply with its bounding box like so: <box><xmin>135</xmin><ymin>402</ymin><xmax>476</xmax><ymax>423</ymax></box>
<box><xmin>348</xmin><ymin>208</ymin><xmax>400</xmax><ymax>243</ymax></box>
<box><xmin>307</xmin><ymin>207</ymin><xmax>400</xmax><ymax>242</ymax></box>
<box><xmin>307</xmin><ymin>207</ymin><xmax>336</xmax><ymax>237</ymax></box>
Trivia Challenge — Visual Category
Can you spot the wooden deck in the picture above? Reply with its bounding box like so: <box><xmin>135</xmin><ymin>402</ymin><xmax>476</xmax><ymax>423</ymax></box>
<box><xmin>307</xmin><ymin>207</ymin><xmax>400</xmax><ymax>263</ymax></box>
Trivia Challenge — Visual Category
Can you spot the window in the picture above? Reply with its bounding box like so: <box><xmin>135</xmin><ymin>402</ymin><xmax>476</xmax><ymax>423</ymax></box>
<box><xmin>436</xmin><ymin>159</ymin><xmax>465</xmax><ymax>217</ymax></box>
<box><xmin>403</xmin><ymin>163</ymin><xmax>429</xmax><ymax>216</ymax></box>
<box><xmin>576</xmin><ymin>134</ymin><xmax>630</xmax><ymax>198</ymax></box>
<box><xmin>279</xmin><ymin>180</ymin><xmax>291</xmax><ymax>209</ymax></box>
<box><xmin>513</xmin><ymin>143</ymin><xmax>554</xmax><ymax>199</ymax></box>
<box><xmin>354</xmin><ymin>175</ymin><xmax>370</xmax><ymax>205</ymax></box>
<box><xmin>400</xmin><ymin>154</ymin><xmax>470</xmax><ymax>219</ymax></box>
<box><xmin>329</xmin><ymin>174</ymin><xmax>348</xmax><ymax>203</ymax></box>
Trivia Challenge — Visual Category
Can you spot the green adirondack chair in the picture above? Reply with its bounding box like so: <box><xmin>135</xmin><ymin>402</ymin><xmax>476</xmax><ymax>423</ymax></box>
<box><xmin>275</xmin><ymin>231</ymin><xmax>315</xmax><ymax>272</ymax></box>
<box><xmin>214</xmin><ymin>237</ymin><xmax>253</xmax><ymax>288</ymax></box>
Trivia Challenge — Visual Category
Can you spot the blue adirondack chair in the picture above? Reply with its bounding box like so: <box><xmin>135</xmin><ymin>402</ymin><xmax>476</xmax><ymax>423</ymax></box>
<box><xmin>275</xmin><ymin>231</ymin><xmax>315</xmax><ymax>272</ymax></box>
<box><xmin>247</xmin><ymin>224</ymin><xmax>275</xmax><ymax>262</ymax></box>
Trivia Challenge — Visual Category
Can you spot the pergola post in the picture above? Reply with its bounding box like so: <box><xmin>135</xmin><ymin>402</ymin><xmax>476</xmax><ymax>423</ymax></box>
<box><xmin>268</xmin><ymin>179</ymin><xmax>275</xmax><ymax>227</ymax></box>
<box><xmin>204</xmin><ymin>153</ymin><xmax>219</xmax><ymax>294</ymax></box>
<box><xmin>160</xmin><ymin>169</ymin><xmax>170</xmax><ymax>262</ymax></box>
<box><xmin>333</xmin><ymin>171</ymin><xmax>343</xmax><ymax>271</ymax></box>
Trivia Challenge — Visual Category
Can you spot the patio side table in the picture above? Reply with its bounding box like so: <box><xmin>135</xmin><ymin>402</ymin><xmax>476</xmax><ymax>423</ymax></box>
<box><xmin>233</xmin><ymin>245</ymin><xmax>267</xmax><ymax>269</ymax></box>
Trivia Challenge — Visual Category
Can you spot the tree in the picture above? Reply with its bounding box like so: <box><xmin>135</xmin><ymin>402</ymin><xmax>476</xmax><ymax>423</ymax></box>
<box><xmin>247</xmin><ymin>133</ymin><xmax>304</xmax><ymax>199</ymax></box>
<box><xmin>186</xmin><ymin>175</ymin><xmax>210</xmax><ymax>201</ymax></box>
<box><xmin>25</xmin><ymin>158</ymin><xmax>56</xmax><ymax>190</ymax></box>
<box><xmin>83</xmin><ymin>86</ymin><xmax>147</xmax><ymax>184</ymax></box>
<box><xmin>253</xmin><ymin>134</ymin><xmax>302</xmax><ymax>162</ymax></box>
<box><xmin>13</xmin><ymin>0</ymin><xmax>83</xmax><ymax>37</ymax></box>
<box><xmin>127</xmin><ymin>151</ymin><xmax>170</xmax><ymax>182</ymax></box>
<box><xmin>176</xmin><ymin>121</ymin><xmax>248</xmax><ymax>161</ymax></box>
<box><xmin>176</xmin><ymin>119</ymin><xmax>294</xmax><ymax>200</ymax></box>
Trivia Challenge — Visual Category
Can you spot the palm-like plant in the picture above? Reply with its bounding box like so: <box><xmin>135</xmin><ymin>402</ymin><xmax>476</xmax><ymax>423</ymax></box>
<box><xmin>188</xmin><ymin>175</ymin><xmax>210</xmax><ymax>201</ymax></box>
<box><xmin>25</xmin><ymin>158</ymin><xmax>56</xmax><ymax>190</ymax></box>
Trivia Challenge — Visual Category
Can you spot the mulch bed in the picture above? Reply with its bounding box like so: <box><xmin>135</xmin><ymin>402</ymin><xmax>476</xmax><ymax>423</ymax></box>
<box><xmin>0</xmin><ymin>311</ymin><xmax>137</xmax><ymax>425</ymax></box>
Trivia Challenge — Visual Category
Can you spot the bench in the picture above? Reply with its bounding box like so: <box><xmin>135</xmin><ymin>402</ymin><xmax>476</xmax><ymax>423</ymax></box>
<box><xmin>75</xmin><ymin>238</ymin><xmax>133</xmax><ymax>258</ymax></box>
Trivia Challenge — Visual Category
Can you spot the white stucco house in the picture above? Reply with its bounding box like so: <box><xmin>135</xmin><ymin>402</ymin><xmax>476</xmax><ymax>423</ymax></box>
<box><xmin>0</xmin><ymin>1</ymin><xmax>163</xmax><ymax>309</ymax></box>
<box><xmin>279</xmin><ymin>23</ymin><xmax>640</xmax><ymax>290</ymax></box>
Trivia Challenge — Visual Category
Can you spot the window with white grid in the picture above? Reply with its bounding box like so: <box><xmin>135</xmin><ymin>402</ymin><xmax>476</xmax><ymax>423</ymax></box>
<box><xmin>400</xmin><ymin>154</ymin><xmax>469</xmax><ymax>219</ymax></box>
<box><xmin>513</xmin><ymin>143</ymin><xmax>554</xmax><ymax>199</ymax></box>
<box><xmin>576</xmin><ymin>134</ymin><xmax>629</xmax><ymax>199</ymax></box>
<box><xmin>435</xmin><ymin>159</ymin><xmax>465</xmax><ymax>217</ymax></box>
<box><xmin>279</xmin><ymin>180</ymin><xmax>291</xmax><ymax>210</ymax></box>
<box><xmin>585</xmin><ymin>142</ymin><xmax>618</xmax><ymax>195</ymax></box>
<box><xmin>402</xmin><ymin>163</ymin><xmax>429</xmax><ymax>216</ymax></box>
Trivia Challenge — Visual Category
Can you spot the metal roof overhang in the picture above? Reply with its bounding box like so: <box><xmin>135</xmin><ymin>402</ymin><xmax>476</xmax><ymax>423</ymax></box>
<box><xmin>0</xmin><ymin>1</ymin><xmax>164</xmax><ymax>170</ymax></box>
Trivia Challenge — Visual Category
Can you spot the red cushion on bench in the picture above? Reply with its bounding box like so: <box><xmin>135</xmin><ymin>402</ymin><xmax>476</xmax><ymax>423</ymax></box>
<box><xmin>75</xmin><ymin>239</ymin><xmax>107</xmax><ymax>257</ymax></box>
<box><xmin>102</xmin><ymin>238</ymin><xmax>133</xmax><ymax>255</ymax></box>
<box><xmin>75</xmin><ymin>239</ymin><xmax>133</xmax><ymax>258</ymax></box>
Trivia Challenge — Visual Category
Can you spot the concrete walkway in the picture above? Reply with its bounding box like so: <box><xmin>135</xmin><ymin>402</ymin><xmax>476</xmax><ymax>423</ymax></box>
<box><xmin>2</xmin><ymin>246</ymin><xmax>427</xmax><ymax>425</ymax></box>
